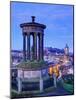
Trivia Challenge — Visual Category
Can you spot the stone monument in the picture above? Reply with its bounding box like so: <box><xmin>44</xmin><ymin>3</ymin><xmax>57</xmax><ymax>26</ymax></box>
<box><xmin>16</xmin><ymin>16</ymin><xmax>53</xmax><ymax>93</ymax></box>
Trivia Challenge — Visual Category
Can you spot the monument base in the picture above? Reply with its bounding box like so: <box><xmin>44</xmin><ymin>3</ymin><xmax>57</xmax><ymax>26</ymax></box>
<box><xmin>11</xmin><ymin>61</ymin><xmax>54</xmax><ymax>93</ymax></box>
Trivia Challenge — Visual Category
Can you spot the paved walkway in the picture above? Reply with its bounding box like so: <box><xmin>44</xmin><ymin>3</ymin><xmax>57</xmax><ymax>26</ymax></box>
<box><xmin>36</xmin><ymin>86</ymin><xmax>72</xmax><ymax>97</ymax></box>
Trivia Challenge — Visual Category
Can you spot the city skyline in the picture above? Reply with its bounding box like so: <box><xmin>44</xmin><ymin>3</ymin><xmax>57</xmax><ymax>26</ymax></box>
<box><xmin>11</xmin><ymin>2</ymin><xmax>74</xmax><ymax>52</ymax></box>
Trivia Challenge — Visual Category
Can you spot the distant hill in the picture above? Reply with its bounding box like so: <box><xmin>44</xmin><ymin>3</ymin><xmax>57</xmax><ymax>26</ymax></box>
<box><xmin>45</xmin><ymin>47</ymin><xmax>64</xmax><ymax>54</ymax></box>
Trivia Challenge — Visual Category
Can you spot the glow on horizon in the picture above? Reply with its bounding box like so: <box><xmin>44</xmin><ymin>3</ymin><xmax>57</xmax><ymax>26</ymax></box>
<box><xmin>11</xmin><ymin>2</ymin><xmax>74</xmax><ymax>52</ymax></box>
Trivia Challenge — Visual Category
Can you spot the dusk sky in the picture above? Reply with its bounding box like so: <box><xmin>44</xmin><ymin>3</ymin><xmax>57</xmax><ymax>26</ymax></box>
<box><xmin>11</xmin><ymin>2</ymin><xmax>73</xmax><ymax>52</ymax></box>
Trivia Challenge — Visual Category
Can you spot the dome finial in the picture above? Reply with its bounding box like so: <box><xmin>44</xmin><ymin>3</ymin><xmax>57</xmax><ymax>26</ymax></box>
<box><xmin>31</xmin><ymin>16</ymin><xmax>35</xmax><ymax>23</ymax></box>
<box><xmin>65</xmin><ymin>44</ymin><xmax>69</xmax><ymax>48</ymax></box>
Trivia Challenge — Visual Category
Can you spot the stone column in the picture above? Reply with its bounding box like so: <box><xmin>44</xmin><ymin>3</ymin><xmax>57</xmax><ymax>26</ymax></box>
<box><xmin>23</xmin><ymin>33</ymin><xmax>26</xmax><ymax>61</ymax></box>
<box><xmin>40</xmin><ymin>71</ymin><xmax>43</xmax><ymax>92</ymax></box>
<box><xmin>33</xmin><ymin>33</ymin><xmax>37</xmax><ymax>60</ymax></box>
<box><xmin>38</xmin><ymin>33</ymin><xmax>40</xmax><ymax>60</ymax></box>
<box><xmin>27</xmin><ymin>33</ymin><xmax>30</xmax><ymax>60</ymax></box>
<box><xmin>17</xmin><ymin>78</ymin><xmax>22</xmax><ymax>93</ymax></box>
<box><xmin>31</xmin><ymin>34</ymin><xmax>34</xmax><ymax>60</ymax></box>
<box><xmin>42</xmin><ymin>33</ymin><xmax>44</xmax><ymax>60</ymax></box>
<box><xmin>39</xmin><ymin>33</ymin><xmax>44</xmax><ymax>60</ymax></box>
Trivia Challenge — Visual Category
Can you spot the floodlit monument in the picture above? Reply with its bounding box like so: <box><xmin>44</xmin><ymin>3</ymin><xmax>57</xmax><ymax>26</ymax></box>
<box><xmin>16</xmin><ymin>16</ymin><xmax>53</xmax><ymax>93</ymax></box>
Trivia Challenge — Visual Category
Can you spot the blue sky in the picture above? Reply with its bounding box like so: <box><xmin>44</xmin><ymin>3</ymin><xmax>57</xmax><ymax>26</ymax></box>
<box><xmin>11</xmin><ymin>2</ymin><xmax>73</xmax><ymax>52</ymax></box>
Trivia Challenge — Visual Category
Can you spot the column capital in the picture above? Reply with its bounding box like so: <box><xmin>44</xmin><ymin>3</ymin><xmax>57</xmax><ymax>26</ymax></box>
<box><xmin>23</xmin><ymin>32</ymin><xmax>27</xmax><ymax>36</ymax></box>
<box><xmin>38</xmin><ymin>32</ymin><xmax>44</xmax><ymax>37</ymax></box>
<box><xmin>27</xmin><ymin>32</ymin><xmax>30</xmax><ymax>35</ymax></box>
